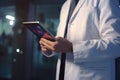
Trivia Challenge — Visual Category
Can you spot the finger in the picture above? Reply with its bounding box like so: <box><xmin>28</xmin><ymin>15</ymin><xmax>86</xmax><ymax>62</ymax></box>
<box><xmin>41</xmin><ymin>46</ymin><xmax>52</xmax><ymax>55</ymax></box>
<box><xmin>39</xmin><ymin>38</ymin><xmax>53</xmax><ymax>53</ymax></box>
<box><xmin>41</xmin><ymin>38</ymin><xmax>57</xmax><ymax>47</ymax></box>
<box><xmin>40</xmin><ymin>40</ymin><xmax>54</xmax><ymax>51</ymax></box>
<box><xmin>41</xmin><ymin>47</ymin><xmax>47</xmax><ymax>52</ymax></box>
<box><xmin>41</xmin><ymin>46</ymin><xmax>46</xmax><ymax>50</ymax></box>
<box><xmin>39</xmin><ymin>38</ymin><xmax>49</xmax><ymax>46</ymax></box>
<box><xmin>40</xmin><ymin>44</ymin><xmax>46</xmax><ymax>48</ymax></box>
<box><xmin>41</xmin><ymin>44</ymin><xmax>49</xmax><ymax>52</ymax></box>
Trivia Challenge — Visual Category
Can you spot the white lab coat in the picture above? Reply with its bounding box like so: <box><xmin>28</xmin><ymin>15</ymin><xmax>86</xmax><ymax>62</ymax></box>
<box><xmin>43</xmin><ymin>0</ymin><xmax>120</xmax><ymax>80</ymax></box>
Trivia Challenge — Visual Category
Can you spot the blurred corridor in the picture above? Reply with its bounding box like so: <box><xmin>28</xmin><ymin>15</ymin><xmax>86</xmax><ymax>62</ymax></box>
<box><xmin>0</xmin><ymin>0</ymin><xmax>120</xmax><ymax>80</ymax></box>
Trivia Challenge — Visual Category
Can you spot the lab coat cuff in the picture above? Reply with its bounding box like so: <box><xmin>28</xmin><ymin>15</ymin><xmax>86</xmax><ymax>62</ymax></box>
<box><xmin>41</xmin><ymin>51</ymin><xmax>57</xmax><ymax>57</ymax></box>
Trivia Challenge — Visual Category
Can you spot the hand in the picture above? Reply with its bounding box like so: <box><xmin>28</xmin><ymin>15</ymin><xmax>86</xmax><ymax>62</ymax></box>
<box><xmin>39</xmin><ymin>37</ymin><xmax>73</xmax><ymax>53</ymax></box>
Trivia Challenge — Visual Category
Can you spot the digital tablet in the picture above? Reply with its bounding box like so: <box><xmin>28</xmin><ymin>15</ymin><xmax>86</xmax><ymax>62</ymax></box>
<box><xmin>22</xmin><ymin>21</ymin><xmax>55</xmax><ymax>41</ymax></box>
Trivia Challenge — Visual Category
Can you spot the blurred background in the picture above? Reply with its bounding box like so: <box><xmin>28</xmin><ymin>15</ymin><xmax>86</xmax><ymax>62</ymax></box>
<box><xmin>0</xmin><ymin>0</ymin><xmax>120</xmax><ymax>80</ymax></box>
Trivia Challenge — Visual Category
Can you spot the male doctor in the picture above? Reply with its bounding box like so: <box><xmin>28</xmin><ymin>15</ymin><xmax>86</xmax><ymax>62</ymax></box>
<box><xmin>39</xmin><ymin>0</ymin><xmax>120</xmax><ymax>80</ymax></box>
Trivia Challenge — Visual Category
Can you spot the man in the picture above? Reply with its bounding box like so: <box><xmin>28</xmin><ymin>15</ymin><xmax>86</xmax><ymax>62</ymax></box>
<box><xmin>39</xmin><ymin>0</ymin><xmax>120</xmax><ymax>80</ymax></box>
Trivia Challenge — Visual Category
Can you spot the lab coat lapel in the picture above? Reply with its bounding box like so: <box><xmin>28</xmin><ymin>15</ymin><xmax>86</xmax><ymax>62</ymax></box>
<box><xmin>65</xmin><ymin>0</ymin><xmax>72</xmax><ymax>23</ymax></box>
<box><xmin>57</xmin><ymin>0</ymin><xmax>72</xmax><ymax>37</ymax></box>
<box><xmin>69</xmin><ymin>0</ymin><xmax>86</xmax><ymax>23</ymax></box>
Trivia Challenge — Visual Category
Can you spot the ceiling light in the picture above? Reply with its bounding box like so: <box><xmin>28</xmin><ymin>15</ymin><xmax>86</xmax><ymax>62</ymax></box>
<box><xmin>5</xmin><ymin>15</ymin><xmax>15</xmax><ymax>21</ymax></box>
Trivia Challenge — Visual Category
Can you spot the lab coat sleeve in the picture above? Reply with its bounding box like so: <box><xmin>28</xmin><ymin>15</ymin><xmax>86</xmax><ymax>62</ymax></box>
<box><xmin>41</xmin><ymin>1</ymin><xmax>68</xmax><ymax>57</ymax></box>
<box><xmin>73</xmin><ymin>0</ymin><xmax>120</xmax><ymax>63</ymax></box>
<box><xmin>41</xmin><ymin>51</ymin><xmax>57</xmax><ymax>57</ymax></box>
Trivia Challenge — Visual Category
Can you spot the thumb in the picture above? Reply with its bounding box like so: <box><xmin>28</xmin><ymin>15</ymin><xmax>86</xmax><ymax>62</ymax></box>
<box><xmin>56</xmin><ymin>37</ymin><xmax>64</xmax><ymax>41</ymax></box>
<box><xmin>57</xmin><ymin>37</ymin><xmax>63</xmax><ymax>39</ymax></box>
